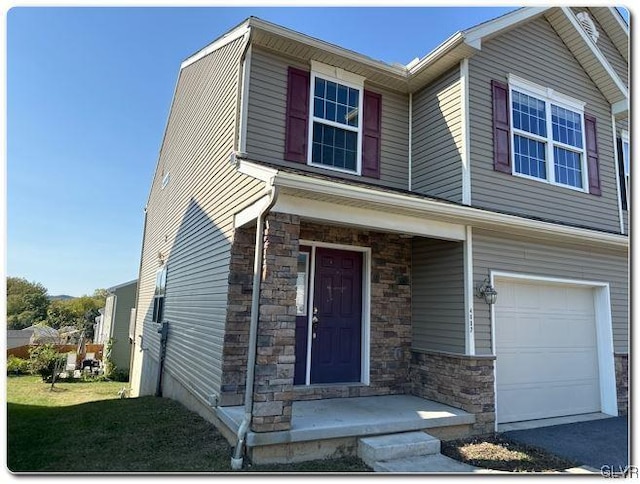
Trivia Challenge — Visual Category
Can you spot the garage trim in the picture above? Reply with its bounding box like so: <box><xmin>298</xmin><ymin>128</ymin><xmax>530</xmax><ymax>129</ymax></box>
<box><xmin>489</xmin><ymin>271</ymin><xmax>618</xmax><ymax>431</ymax></box>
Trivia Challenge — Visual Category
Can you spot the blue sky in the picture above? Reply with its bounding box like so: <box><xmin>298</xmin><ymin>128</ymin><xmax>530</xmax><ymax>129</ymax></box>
<box><xmin>6</xmin><ymin>5</ymin><xmax>630</xmax><ymax>297</ymax></box>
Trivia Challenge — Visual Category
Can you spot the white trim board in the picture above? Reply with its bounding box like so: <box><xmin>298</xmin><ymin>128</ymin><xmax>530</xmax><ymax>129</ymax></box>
<box><xmin>273</xmin><ymin>194</ymin><xmax>466</xmax><ymax>241</ymax></box>
<box><xmin>489</xmin><ymin>270</ymin><xmax>618</xmax><ymax>431</ymax></box>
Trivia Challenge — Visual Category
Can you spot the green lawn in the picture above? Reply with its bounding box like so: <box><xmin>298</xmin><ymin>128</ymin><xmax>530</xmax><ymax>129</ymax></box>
<box><xmin>7</xmin><ymin>375</ymin><xmax>371</xmax><ymax>473</ymax></box>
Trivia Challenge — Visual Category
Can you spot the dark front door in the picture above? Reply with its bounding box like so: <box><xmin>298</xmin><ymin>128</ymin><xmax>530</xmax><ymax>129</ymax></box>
<box><xmin>310</xmin><ymin>247</ymin><xmax>363</xmax><ymax>384</ymax></box>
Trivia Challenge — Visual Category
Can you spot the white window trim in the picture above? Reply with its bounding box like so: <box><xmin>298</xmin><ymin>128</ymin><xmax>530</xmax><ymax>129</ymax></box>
<box><xmin>508</xmin><ymin>75</ymin><xmax>589</xmax><ymax>193</ymax></box>
<box><xmin>307</xmin><ymin>61</ymin><xmax>365</xmax><ymax>176</ymax></box>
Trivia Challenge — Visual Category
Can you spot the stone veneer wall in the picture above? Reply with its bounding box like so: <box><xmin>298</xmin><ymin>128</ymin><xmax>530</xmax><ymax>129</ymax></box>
<box><xmin>219</xmin><ymin>225</ymin><xmax>256</xmax><ymax>407</ymax></box>
<box><xmin>409</xmin><ymin>350</ymin><xmax>496</xmax><ymax>435</ymax></box>
<box><xmin>251</xmin><ymin>213</ymin><xmax>300</xmax><ymax>432</ymax></box>
<box><xmin>220</xmin><ymin>214</ymin><xmax>413</xmax><ymax>428</ymax></box>
<box><xmin>615</xmin><ymin>353</ymin><xmax>628</xmax><ymax>415</ymax></box>
<box><xmin>295</xmin><ymin>222</ymin><xmax>413</xmax><ymax>399</ymax></box>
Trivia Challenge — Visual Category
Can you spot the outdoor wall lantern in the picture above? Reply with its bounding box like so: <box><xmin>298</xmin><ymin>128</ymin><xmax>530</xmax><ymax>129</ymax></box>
<box><xmin>476</xmin><ymin>278</ymin><xmax>498</xmax><ymax>305</ymax></box>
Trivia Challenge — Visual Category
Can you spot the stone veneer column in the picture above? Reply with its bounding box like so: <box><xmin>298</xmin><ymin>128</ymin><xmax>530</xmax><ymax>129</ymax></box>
<box><xmin>251</xmin><ymin>213</ymin><xmax>300</xmax><ymax>432</ymax></box>
<box><xmin>409</xmin><ymin>350</ymin><xmax>496</xmax><ymax>435</ymax></box>
<box><xmin>220</xmin><ymin>225</ymin><xmax>256</xmax><ymax>407</ymax></box>
<box><xmin>615</xmin><ymin>353</ymin><xmax>628</xmax><ymax>415</ymax></box>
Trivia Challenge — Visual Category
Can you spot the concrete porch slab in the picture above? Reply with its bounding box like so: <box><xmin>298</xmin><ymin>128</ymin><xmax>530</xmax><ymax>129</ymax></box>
<box><xmin>217</xmin><ymin>394</ymin><xmax>474</xmax><ymax>447</ymax></box>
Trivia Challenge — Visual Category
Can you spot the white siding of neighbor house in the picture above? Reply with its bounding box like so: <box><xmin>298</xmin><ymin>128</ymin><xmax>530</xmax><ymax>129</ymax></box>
<box><xmin>131</xmin><ymin>36</ymin><xmax>264</xmax><ymax>402</ymax></box>
<box><xmin>468</xmin><ymin>16</ymin><xmax>622</xmax><ymax>233</ymax></box>
<box><xmin>472</xmin><ymin>229</ymin><xmax>628</xmax><ymax>355</ymax></box>
<box><xmin>245</xmin><ymin>47</ymin><xmax>410</xmax><ymax>190</ymax></box>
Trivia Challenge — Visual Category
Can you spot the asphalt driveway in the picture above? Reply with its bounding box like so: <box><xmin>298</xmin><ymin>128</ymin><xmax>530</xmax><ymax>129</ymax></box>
<box><xmin>504</xmin><ymin>416</ymin><xmax>629</xmax><ymax>471</ymax></box>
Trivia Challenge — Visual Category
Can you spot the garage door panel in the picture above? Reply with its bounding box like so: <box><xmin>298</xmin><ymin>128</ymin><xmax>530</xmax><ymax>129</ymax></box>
<box><xmin>498</xmin><ymin>380</ymin><xmax>601</xmax><ymax>422</ymax></box>
<box><xmin>495</xmin><ymin>279</ymin><xmax>600</xmax><ymax>424</ymax></box>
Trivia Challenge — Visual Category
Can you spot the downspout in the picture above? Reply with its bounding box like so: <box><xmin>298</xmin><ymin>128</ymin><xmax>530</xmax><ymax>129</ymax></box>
<box><xmin>231</xmin><ymin>182</ymin><xmax>279</xmax><ymax>470</ymax></box>
<box><xmin>408</xmin><ymin>92</ymin><xmax>413</xmax><ymax>191</ymax></box>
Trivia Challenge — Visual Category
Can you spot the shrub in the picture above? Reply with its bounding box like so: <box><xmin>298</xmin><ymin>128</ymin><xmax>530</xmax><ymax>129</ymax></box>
<box><xmin>7</xmin><ymin>355</ymin><xmax>30</xmax><ymax>375</ymax></box>
<box><xmin>28</xmin><ymin>344</ymin><xmax>66</xmax><ymax>381</ymax></box>
<box><xmin>110</xmin><ymin>368</ymin><xmax>129</xmax><ymax>382</ymax></box>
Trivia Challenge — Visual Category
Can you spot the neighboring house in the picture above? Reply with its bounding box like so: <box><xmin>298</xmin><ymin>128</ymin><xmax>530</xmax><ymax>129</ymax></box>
<box><xmin>7</xmin><ymin>329</ymin><xmax>34</xmax><ymax>349</ymax></box>
<box><xmin>130</xmin><ymin>7</ymin><xmax>629</xmax><ymax>465</ymax></box>
<box><xmin>94</xmin><ymin>280</ymin><xmax>137</xmax><ymax>373</ymax></box>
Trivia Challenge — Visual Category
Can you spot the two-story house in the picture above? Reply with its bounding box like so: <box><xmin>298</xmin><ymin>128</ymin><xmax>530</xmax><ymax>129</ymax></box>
<box><xmin>129</xmin><ymin>7</ymin><xmax>629</xmax><ymax>466</ymax></box>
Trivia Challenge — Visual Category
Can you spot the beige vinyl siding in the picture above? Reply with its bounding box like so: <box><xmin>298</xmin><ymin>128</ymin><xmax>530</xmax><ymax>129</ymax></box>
<box><xmin>411</xmin><ymin>67</ymin><xmax>463</xmax><ymax>202</ymax></box>
<box><xmin>572</xmin><ymin>8</ymin><xmax>628</xmax><ymax>88</ymax></box>
<box><xmin>411</xmin><ymin>238</ymin><xmax>465</xmax><ymax>353</ymax></box>
<box><xmin>246</xmin><ymin>47</ymin><xmax>410</xmax><ymax>190</ymax></box>
<box><xmin>468</xmin><ymin>16</ymin><xmax>621</xmax><ymax>233</ymax></box>
<box><xmin>472</xmin><ymin>229</ymin><xmax>628</xmax><ymax>355</ymax></box>
<box><xmin>135</xmin><ymin>36</ymin><xmax>264</xmax><ymax>401</ymax></box>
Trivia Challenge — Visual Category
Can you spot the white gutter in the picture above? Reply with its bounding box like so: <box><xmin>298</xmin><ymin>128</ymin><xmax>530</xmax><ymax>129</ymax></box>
<box><xmin>230</xmin><ymin>182</ymin><xmax>279</xmax><ymax>470</ymax></box>
<box><xmin>236</xmin><ymin>159</ymin><xmax>628</xmax><ymax>249</ymax></box>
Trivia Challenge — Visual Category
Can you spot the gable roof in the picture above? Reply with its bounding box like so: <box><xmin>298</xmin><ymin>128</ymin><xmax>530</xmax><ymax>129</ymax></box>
<box><xmin>180</xmin><ymin>7</ymin><xmax>628</xmax><ymax>108</ymax></box>
<box><xmin>408</xmin><ymin>7</ymin><xmax>627</xmax><ymax>111</ymax></box>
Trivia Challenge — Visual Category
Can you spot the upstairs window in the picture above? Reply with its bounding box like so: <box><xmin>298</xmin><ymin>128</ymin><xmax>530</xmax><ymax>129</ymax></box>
<box><xmin>509</xmin><ymin>76</ymin><xmax>588</xmax><ymax>191</ymax></box>
<box><xmin>284</xmin><ymin>61</ymin><xmax>381</xmax><ymax>179</ymax></box>
<box><xmin>152</xmin><ymin>265</ymin><xmax>167</xmax><ymax>323</ymax></box>
<box><xmin>310</xmin><ymin>76</ymin><xmax>361</xmax><ymax>173</ymax></box>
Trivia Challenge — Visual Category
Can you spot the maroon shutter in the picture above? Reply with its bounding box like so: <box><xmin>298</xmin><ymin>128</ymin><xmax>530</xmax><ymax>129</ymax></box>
<box><xmin>491</xmin><ymin>80</ymin><xmax>512</xmax><ymax>174</ymax></box>
<box><xmin>362</xmin><ymin>90</ymin><xmax>381</xmax><ymax>178</ymax></box>
<box><xmin>584</xmin><ymin>113</ymin><xmax>601</xmax><ymax>196</ymax></box>
<box><xmin>284</xmin><ymin>67</ymin><xmax>310</xmax><ymax>163</ymax></box>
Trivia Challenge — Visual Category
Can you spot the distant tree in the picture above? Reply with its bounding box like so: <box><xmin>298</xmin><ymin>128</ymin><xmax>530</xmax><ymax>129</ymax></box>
<box><xmin>7</xmin><ymin>277</ymin><xmax>50</xmax><ymax>329</ymax></box>
<box><xmin>92</xmin><ymin>288</ymin><xmax>109</xmax><ymax>302</ymax></box>
<box><xmin>46</xmin><ymin>300</ymin><xmax>78</xmax><ymax>329</ymax></box>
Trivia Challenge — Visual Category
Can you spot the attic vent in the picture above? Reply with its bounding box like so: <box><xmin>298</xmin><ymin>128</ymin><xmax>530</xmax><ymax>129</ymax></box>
<box><xmin>576</xmin><ymin>12</ymin><xmax>599</xmax><ymax>44</ymax></box>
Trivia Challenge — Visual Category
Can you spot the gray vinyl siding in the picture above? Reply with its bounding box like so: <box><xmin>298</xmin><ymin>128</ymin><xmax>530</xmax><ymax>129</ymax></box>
<box><xmin>411</xmin><ymin>238</ymin><xmax>465</xmax><ymax>353</ymax></box>
<box><xmin>135</xmin><ymin>36</ymin><xmax>264</xmax><ymax>401</ymax></box>
<box><xmin>246</xmin><ymin>47</ymin><xmax>410</xmax><ymax>190</ymax></box>
<box><xmin>472</xmin><ymin>229</ymin><xmax>629</xmax><ymax>355</ymax></box>
<box><xmin>572</xmin><ymin>8</ymin><xmax>628</xmax><ymax>88</ymax></box>
<box><xmin>468</xmin><ymin>16</ymin><xmax>621</xmax><ymax>233</ymax></box>
<box><xmin>411</xmin><ymin>67</ymin><xmax>463</xmax><ymax>202</ymax></box>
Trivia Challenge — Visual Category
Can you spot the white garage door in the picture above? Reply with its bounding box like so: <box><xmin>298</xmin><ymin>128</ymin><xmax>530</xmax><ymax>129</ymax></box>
<box><xmin>495</xmin><ymin>279</ymin><xmax>601</xmax><ymax>424</ymax></box>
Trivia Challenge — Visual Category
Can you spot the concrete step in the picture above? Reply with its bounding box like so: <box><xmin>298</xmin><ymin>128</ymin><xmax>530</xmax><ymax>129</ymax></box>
<box><xmin>358</xmin><ymin>431</ymin><xmax>441</xmax><ymax>467</ymax></box>
<box><xmin>373</xmin><ymin>454</ymin><xmax>495</xmax><ymax>473</ymax></box>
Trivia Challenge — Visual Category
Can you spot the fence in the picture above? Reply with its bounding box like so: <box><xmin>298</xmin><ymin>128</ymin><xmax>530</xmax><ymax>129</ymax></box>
<box><xmin>7</xmin><ymin>344</ymin><xmax>104</xmax><ymax>364</ymax></box>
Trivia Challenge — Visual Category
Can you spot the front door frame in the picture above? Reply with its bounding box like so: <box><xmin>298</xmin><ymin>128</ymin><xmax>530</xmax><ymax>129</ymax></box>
<box><xmin>299</xmin><ymin>239</ymin><xmax>371</xmax><ymax>386</ymax></box>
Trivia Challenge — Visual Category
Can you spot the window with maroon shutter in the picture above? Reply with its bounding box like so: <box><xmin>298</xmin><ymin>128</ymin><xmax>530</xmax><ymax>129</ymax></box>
<box><xmin>506</xmin><ymin>75</ymin><xmax>594</xmax><ymax>192</ymax></box>
<box><xmin>284</xmin><ymin>62</ymin><xmax>380</xmax><ymax>178</ymax></box>
<box><xmin>492</xmin><ymin>80</ymin><xmax>512</xmax><ymax>174</ymax></box>
<box><xmin>362</xmin><ymin>90</ymin><xmax>382</xmax><ymax>179</ymax></box>
<box><xmin>284</xmin><ymin>67</ymin><xmax>310</xmax><ymax>163</ymax></box>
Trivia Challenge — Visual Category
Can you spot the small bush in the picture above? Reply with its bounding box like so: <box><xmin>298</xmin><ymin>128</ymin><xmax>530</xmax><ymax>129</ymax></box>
<box><xmin>7</xmin><ymin>355</ymin><xmax>30</xmax><ymax>375</ymax></box>
<box><xmin>110</xmin><ymin>368</ymin><xmax>129</xmax><ymax>382</ymax></box>
<box><xmin>28</xmin><ymin>345</ymin><xmax>66</xmax><ymax>381</ymax></box>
